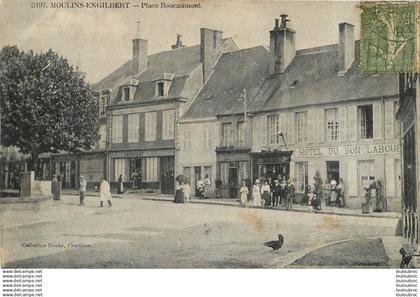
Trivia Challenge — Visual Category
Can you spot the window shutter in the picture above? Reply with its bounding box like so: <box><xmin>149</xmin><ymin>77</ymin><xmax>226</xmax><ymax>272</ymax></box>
<box><xmin>347</xmin><ymin>160</ymin><xmax>358</xmax><ymax>196</ymax></box>
<box><xmin>373</xmin><ymin>102</ymin><xmax>382</xmax><ymax>140</ymax></box>
<box><xmin>385</xmin><ymin>158</ymin><xmax>395</xmax><ymax>197</ymax></box>
<box><xmin>286</xmin><ymin>112</ymin><xmax>294</xmax><ymax>145</ymax></box>
<box><xmin>317</xmin><ymin>109</ymin><xmax>324</xmax><ymax>143</ymax></box>
<box><xmin>339</xmin><ymin>107</ymin><xmax>346</xmax><ymax>142</ymax></box>
<box><xmin>261</xmin><ymin>115</ymin><xmax>267</xmax><ymax>146</ymax></box>
<box><xmin>348</xmin><ymin>105</ymin><xmax>357</xmax><ymax>141</ymax></box>
<box><xmin>307</xmin><ymin>110</ymin><xmax>315</xmax><ymax>143</ymax></box>
<box><xmin>384</xmin><ymin>101</ymin><xmax>394</xmax><ymax>139</ymax></box>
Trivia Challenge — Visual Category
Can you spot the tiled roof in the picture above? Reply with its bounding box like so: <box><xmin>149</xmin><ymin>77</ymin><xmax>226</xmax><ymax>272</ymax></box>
<box><xmin>248</xmin><ymin>42</ymin><xmax>399</xmax><ymax>113</ymax></box>
<box><xmin>91</xmin><ymin>44</ymin><xmax>202</xmax><ymax>92</ymax></box>
<box><xmin>181</xmin><ymin>46</ymin><xmax>270</xmax><ymax>120</ymax></box>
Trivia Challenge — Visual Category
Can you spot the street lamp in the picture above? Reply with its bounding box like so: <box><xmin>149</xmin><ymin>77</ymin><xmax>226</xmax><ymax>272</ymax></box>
<box><xmin>278</xmin><ymin>131</ymin><xmax>288</xmax><ymax>151</ymax></box>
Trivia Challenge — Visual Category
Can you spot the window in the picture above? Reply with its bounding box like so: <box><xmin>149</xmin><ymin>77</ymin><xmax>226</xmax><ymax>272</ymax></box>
<box><xmin>222</xmin><ymin>123</ymin><xmax>233</xmax><ymax>146</ymax></box>
<box><xmin>145</xmin><ymin>112</ymin><xmax>157</xmax><ymax>141</ymax></box>
<box><xmin>157</xmin><ymin>82</ymin><xmax>165</xmax><ymax>96</ymax></box>
<box><xmin>99</xmin><ymin>95</ymin><xmax>107</xmax><ymax>116</ymax></box>
<box><xmin>65</xmin><ymin>161</ymin><xmax>71</xmax><ymax>183</ymax></box>
<box><xmin>162</xmin><ymin>110</ymin><xmax>175</xmax><ymax>140</ymax></box>
<box><xmin>114</xmin><ymin>158</ymin><xmax>126</xmax><ymax>181</ymax></box>
<box><xmin>268</xmin><ymin>115</ymin><xmax>279</xmax><ymax>144</ymax></box>
<box><xmin>295</xmin><ymin>161</ymin><xmax>308</xmax><ymax>192</ymax></box>
<box><xmin>359</xmin><ymin>160</ymin><xmax>375</xmax><ymax>194</ymax></box>
<box><xmin>237</xmin><ymin>122</ymin><xmax>245</xmax><ymax>147</ymax></box>
<box><xmin>296</xmin><ymin>112</ymin><xmax>308</xmax><ymax>143</ymax></box>
<box><xmin>359</xmin><ymin>105</ymin><xmax>373</xmax><ymax>139</ymax></box>
<box><xmin>220</xmin><ymin>162</ymin><xmax>229</xmax><ymax>185</ymax></box>
<box><xmin>326</xmin><ymin>108</ymin><xmax>339</xmax><ymax>142</ymax></box>
<box><xmin>111</xmin><ymin>115</ymin><xmax>123</xmax><ymax>143</ymax></box>
<box><xmin>145</xmin><ymin>157</ymin><xmax>158</xmax><ymax>182</ymax></box>
<box><xmin>202</xmin><ymin>126</ymin><xmax>213</xmax><ymax>148</ymax></box>
<box><xmin>204</xmin><ymin>166</ymin><xmax>212</xmax><ymax>181</ymax></box>
<box><xmin>128</xmin><ymin>114</ymin><xmax>140</xmax><ymax>143</ymax></box>
<box><xmin>123</xmin><ymin>87</ymin><xmax>130</xmax><ymax>101</ymax></box>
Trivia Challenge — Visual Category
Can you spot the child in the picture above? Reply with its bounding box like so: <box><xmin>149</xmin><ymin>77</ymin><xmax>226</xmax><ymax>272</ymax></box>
<box><xmin>183</xmin><ymin>180</ymin><xmax>191</xmax><ymax>203</ymax></box>
<box><xmin>239</xmin><ymin>181</ymin><xmax>249</xmax><ymax>207</ymax></box>
<box><xmin>307</xmin><ymin>186</ymin><xmax>316</xmax><ymax>212</ymax></box>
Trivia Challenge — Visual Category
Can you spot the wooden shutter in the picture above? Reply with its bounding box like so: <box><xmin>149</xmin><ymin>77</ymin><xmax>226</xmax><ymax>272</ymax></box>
<box><xmin>261</xmin><ymin>115</ymin><xmax>267</xmax><ymax>146</ymax></box>
<box><xmin>373</xmin><ymin>102</ymin><xmax>382</xmax><ymax>139</ymax></box>
<box><xmin>385</xmin><ymin>158</ymin><xmax>395</xmax><ymax>197</ymax></box>
<box><xmin>339</xmin><ymin>107</ymin><xmax>346</xmax><ymax>142</ymax></box>
<box><xmin>307</xmin><ymin>110</ymin><xmax>315</xmax><ymax>143</ymax></box>
<box><xmin>347</xmin><ymin>160</ymin><xmax>358</xmax><ymax>196</ymax></box>
<box><xmin>384</xmin><ymin>100</ymin><xmax>394</xmax><ymax>139</ymax></box>
<box><xmin>317</xmin><ymin>109</ymin><xmax>324</xmax><ymax>144</ymax></box>
<box><xmin>348</xmin><ymin>105</ymin><xmax>357</xmax><ymax>141</ymax></box>
<box><xmin>286</xmin><ymin>112</ymin><xmax>294</xmax><ymax>145</ymax></box>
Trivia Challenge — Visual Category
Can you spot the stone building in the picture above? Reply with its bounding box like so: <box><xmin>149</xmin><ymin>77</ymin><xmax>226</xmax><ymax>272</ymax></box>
<box><xmin>93</xmin><ymin>24</ymin><xmax>236</xmax><ymax>193</ymax></box>
<box><xmin>178</xmin><ymin>18</ymin><xmax>401</xmax><ymax>211</ymax></box>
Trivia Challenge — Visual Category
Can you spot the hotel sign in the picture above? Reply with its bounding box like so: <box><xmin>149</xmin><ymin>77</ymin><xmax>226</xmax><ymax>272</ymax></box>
<box><xmin>295</xmin><ymin>144</ymin><xmax>400</xmax><ymax>158</ymax></box>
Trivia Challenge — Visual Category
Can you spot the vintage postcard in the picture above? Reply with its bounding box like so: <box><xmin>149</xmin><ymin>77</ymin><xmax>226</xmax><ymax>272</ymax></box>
<box><xmin>0</xmin><ymin>0</ymin><xmax>419</xmax><ymax>274</ymax></box>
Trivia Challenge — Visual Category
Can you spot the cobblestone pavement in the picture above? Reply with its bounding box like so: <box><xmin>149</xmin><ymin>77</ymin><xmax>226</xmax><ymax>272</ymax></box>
<box><xmin>0</xmin><ymin>195</ymin><xmax>400</xmax><ymax>268</ymax></box>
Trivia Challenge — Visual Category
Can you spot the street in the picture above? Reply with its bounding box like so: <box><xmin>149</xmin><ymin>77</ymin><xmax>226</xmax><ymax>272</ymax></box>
<box><xmin>0</xmin><ymin>195</ymin><xmax>399</xmax><ymax>268</ymax></box>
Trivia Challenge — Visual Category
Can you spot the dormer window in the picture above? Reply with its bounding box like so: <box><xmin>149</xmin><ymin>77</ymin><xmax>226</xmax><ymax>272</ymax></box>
<box><xmin>157</xmin><ymin>82</ymin><xmax>165</xmax><ymax>96</ymax></box>
<box><xmin>123</xmin><ymin>87</ymin><xmax>131</xmax><ymax>101</ymax></box>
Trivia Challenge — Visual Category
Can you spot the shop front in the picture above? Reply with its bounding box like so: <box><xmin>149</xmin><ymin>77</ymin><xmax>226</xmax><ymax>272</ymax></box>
<box><xmin>216</xmin><ymin>148</ymin><xmax>251</xmax><ymax>198</ymax></box>
<box><xmin>109</xmin><ymin>148</ymin><xmax>175</xmax><ymax>194</ymax></box>
<box><xmin>250</xmin><ymin>150</ymin><xmax>293</xmax><ymax>183</ymax></box>
<box><xmin>291</xmin><ymin>142</ymin><xmax>401</xmax><ymax>211</ymax></box>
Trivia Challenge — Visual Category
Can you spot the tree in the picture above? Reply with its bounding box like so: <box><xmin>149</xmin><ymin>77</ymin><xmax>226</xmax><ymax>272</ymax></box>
<box><xmin>0</xmin><ymin>46</ymin><xmax>99</xmax><ymax>168</ymax></box>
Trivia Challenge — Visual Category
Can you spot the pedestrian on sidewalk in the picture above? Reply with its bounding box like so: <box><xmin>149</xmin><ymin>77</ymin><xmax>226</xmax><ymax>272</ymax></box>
<box><xmin>174</xmin><ymin>180</ymin><xmax>185</xmax><ymax>203</ymax></box>
<box><xmin>279</xmin><ymin>176</ymin><xmax>287</xmax><ymax>207</ymax></box>
<box><xmin>337</xmin><ymin>178</ymin><xmax>345</xmax><ymax>208</ymax></box>
<box><xmin>204</xmin><ymin>175</ymin><xmax>211</xmax><ymax>199</ymax></box>
<box><xmin>79</xmin><ymin>176</ymin><xmax>87</xmax><ymax>206</ymax></box>
<box><xmin>261</xmin><ymin>180</ymin><xmax>271</xmax><ymax>208</ymax></box>
<box><xmin>117</xmin><ymin>174</ymin><xmax>124</xmax><ymax>194</ymax></box>
<box><xmin>272</xmin><ymin>179</ymin><xmax>280</xmax><ymax>207</ymax></box>
<box><xmin>252</xmin><ymin>179</ymin><xmax>261</xmax><ymax>207</ymax></box>
<box><xmin>183</xmin><ymin>180</ymin><xmax>191</xmax><ymax>203</ymax></box>
<box><xmin>286</xmin><ymin>178</ymin><xmax>295</xmax><ymax>210</ymax></box>
<box><xmin>99</xmin><ymin>177</ymin><xmax>112</xmax><ymax>207</ymax></box>
<box><xmin>51</xmin><ymin>175</ymin><xmax>61</xmax><ymax>201</ymax></box>
<box><xmin>239</xmin><ymin>181</ymin><xmax>249</xmax><ymax>207</ymax></box>
<box><xmin>307</xmin><ymin>186</ymin><xmax>317</xmax><ymax>212</ymax></box>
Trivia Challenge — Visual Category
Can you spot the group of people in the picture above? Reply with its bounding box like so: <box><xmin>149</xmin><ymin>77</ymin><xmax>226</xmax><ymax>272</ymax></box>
<box><xmin>240</xmin><ymin>177</ymin><xmax>295</xmax><ymax>209</ymax></box>
<box><xmin>323</xmin><ymin>178</ymin><xmax>345</xmax><ymax>208</ymax></box>
<box><xmin>174</xmin><ymin>179</ymin><xmax>192</xmax><ymax>203</ymax></box>
<box><xmin>79</xmin><ymin>176</ymin><xmax>113</xmax><ymax>207</ymax></box>
<box><xmin>196</xmin><ymin>175</ymin><xmax>212</xmax><ymax>199</ymax></box>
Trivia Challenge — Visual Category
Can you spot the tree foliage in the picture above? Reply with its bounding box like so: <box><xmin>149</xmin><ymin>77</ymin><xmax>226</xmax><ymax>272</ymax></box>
<box><xmin>0</xmin><ymin>45</ymin><xmax>99</xmax><ymax>159</ymax></box>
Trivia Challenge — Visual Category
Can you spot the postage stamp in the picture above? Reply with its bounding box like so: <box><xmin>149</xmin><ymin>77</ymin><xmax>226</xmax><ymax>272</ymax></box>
<box><xmin>361</xmin><ymin>2</ymin><xmax>417</xmax><ymax>73</ymax></box>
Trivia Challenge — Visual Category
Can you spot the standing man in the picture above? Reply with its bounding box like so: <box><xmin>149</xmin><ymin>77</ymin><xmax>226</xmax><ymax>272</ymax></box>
<box><xmin>79</xmin><ymin>176</ymin><xmax>87</xmax><ymax>206</ymax></box>
<box><xmin>272</xmin><ymin>179</ymin><xmax>280</xmax><ymax>207</ymax></box>
<box><xmin>99</xmin><ymin>177</ymin><xmax>112</xmax><ymax>207</ymax></box>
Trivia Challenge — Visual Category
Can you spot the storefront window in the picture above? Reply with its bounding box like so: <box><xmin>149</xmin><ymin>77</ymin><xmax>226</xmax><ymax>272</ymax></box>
<box><xmin>145</xmin><ymin>157</ymin><xmax>158</xmax><ymax>182</ymax></box>
<box><xmin>295</xmin><ymin>112</ymin><xmax>308</xmax><ymax>143</ymax></box>
<box><xmin>295</xmin><ymin>161</ymin><xmax>308</xmax><ymax>192</ymax></box>
<box><xmin>326</xmin><ymin>108</ymin><xmax>339</xmax><ymax>141</ymax></box>
<box><xmin>220</xmin><ymin>162</ymin><xmax>229</xmax><ymax>185</ymax></box>
<box><xmin>268</xmin><ymin>115</ymin><xmax>279</xmax><ymax>144</ymax></box>
<box><xmin>114</xmin><ymin>158</ymin><xmax>126</xmax><ymax>181</ymax></box>
<box><xmin>359</xmin><ymin>160</ymin><xmax>375</xmax><ymax>193</ymax></box>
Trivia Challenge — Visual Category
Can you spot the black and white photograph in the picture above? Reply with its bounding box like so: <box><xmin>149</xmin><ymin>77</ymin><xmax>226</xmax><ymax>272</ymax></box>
<box><xmin>0</xmin><ymin>0</ymin><xmax>419</xmax><ymax>294</ymax></box>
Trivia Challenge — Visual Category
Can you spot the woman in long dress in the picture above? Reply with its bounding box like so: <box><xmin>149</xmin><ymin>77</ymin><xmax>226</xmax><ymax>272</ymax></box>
<box><xmin>261</xmin><ymin>180</ymin><xmax>271</xmax><ymax>208</ymax></box>
<box><xmin>239</xmin><ymin>181</ymin><xmax>249</xmax><ymax>207</ymax></box>
<box><xmin>100</xmin><ymin>178</ymin><xmax>112</xmax><ymax>207</ymax></box>
<box><xmin>203</xmin><ymin>175</ymin><xmax>211</xmax><ymax>199</ymax></box>
<box><xmin>330</xmin><ymin>179</ymin><xmax>337</xmax><ymax>207</ymax></box>
<box><xmin>252</xmin><ymin>179</ymin><xmax>261</xmax><ymax>207</ymax></box>
<box><xmin>117</xmin><ymin>174</ymin><xmax>124</xmax><ymax>194</ymax></box>
<box><xmin>174</xmin><ymin>181</ymin><xmax>184</xmax><ymax>203</ymax></box>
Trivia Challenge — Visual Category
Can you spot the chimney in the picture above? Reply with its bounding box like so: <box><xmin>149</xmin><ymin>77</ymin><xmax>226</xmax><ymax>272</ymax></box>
<box><xmin>338</xmin><ymin>22</ymin><xmax>355</xmax><ymax>74</ymax></box>
<box><xmin>132</xmin><ymin>21</ymin><xmax>148</xmax><ymax>75</ymax></box>
<box><xmin>172</xmin><ymin>34</ymin><xmax>186</xmax><ymax>49</ymax></box>
<box><xmin>269</xmin><ymin>14</ymin><xmax>296</xmax><ymax>75</ymax></box>
<box><xmin>200</xmin><ymin>28</ymin><xmax>223</xmax><ymax>81</ymax></box>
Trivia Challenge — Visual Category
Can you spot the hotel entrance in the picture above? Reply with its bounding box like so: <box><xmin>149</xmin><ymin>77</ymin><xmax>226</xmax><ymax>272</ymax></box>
<box><xmin>251</xmin><ymin>151</ymin><xmax>293</xmax><ymax>182</ymax></box>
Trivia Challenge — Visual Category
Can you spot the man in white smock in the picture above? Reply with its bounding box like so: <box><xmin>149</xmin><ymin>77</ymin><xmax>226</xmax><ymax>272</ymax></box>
<box><xmin>100</xmin><ymin>177</ymin><xmax>112</xmax><ymax>207</ymax></box>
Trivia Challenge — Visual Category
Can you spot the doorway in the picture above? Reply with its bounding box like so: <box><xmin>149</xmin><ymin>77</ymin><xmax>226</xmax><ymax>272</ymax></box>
<box><xmin>160</xmin><ymin>157</ymin><xmax>174</xmax><ymax>194</ymax></box>
<box><xmin>229</xmin><ymin>167</ymin><xmax>238</xmax><ymax>198</ymax></box>
<box><xmin>326</xmin><ymin>161</ymin><xmax>340</xmax><ymax>182</ymax></box>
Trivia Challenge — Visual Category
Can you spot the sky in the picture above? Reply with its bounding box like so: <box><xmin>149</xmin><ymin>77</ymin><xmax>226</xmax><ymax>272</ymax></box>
<box><xmin>0</xmin><ymin>0</ymin><xmax>361</xmax><ymax>83</ymax></box>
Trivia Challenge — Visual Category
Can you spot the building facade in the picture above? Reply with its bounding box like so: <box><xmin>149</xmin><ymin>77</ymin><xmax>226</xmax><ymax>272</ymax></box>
<box><xmin>397</xmin><ymin>73</ymin><xmax>419</xmax><ymax>250</ymax></box>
